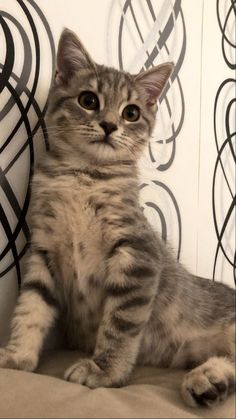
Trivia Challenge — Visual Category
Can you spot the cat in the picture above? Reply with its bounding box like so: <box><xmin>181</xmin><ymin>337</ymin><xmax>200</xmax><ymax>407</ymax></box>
<box><xmin>0</xmin><ymin>28</ymin><xmax>235</xmax><ymax>408</ymax></box>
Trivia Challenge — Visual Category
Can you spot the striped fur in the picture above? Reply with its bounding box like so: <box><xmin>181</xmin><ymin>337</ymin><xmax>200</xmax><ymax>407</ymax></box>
<box><xmin>0</xmin><ymin>29</ymin><xmax>235</xmax><ymax>408</ymax></box>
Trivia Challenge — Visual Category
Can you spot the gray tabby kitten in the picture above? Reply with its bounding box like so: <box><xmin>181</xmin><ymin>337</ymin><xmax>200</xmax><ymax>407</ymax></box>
<box><xmin>0</xmin><ymin>29</ymin><xmax>235</xmax><ymax>408</ymax></box>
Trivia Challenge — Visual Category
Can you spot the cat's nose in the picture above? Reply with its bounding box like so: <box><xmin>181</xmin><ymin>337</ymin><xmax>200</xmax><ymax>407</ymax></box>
<box><xmin>99</xmin><ymin>121</ymin><xmax>118</xmax><ymax>136</ymax></box>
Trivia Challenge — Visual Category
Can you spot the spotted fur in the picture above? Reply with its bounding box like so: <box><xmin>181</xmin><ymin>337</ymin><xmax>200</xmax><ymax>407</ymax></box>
<box><xmin>0</xmin><ymin>29</ymin><xmax>235</xmax><ymax>408</ymax></box>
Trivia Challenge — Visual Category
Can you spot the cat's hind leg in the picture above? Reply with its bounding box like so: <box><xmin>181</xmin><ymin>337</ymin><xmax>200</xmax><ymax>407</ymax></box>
<box><xmin>0</xmin><ymin>251</ymin><xmax>59</xmax><ymax>371</ymax></box>
<box><xmin>181</xmin><ymin>356</ymin><xmax>235</xmax><ymax>407</ymax></box>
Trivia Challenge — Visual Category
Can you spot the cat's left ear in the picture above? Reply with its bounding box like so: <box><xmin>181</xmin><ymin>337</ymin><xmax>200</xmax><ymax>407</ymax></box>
<box><xmin>55</xmin><ymin>28</ymin><xmax>96</xmax><ymax>85</ymax></box>
<box><xmin>135</xmin><ymin>63</ymin><xmax>174</xmax><ymax>106</ymax></box>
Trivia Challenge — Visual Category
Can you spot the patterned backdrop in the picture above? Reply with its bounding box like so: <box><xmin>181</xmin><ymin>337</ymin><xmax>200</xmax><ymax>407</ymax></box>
<box><xmin>0</xmin><ymin>0</ymin><xmax>235</xmax><ymax>343</ymax></box>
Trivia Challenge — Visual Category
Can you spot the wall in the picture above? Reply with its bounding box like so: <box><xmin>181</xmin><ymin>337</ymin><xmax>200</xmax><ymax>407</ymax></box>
<box><xmin>0</xmin><ymin>0</ymin><xmax>235</xmax><ymax>343</ymax></box>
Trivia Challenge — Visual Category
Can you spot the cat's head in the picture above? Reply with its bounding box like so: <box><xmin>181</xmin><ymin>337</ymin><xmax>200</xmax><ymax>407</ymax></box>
<box><xmin>47</xmin><ymin>29</ymin><xmax>174</xmax><ymax>164</ymax></box>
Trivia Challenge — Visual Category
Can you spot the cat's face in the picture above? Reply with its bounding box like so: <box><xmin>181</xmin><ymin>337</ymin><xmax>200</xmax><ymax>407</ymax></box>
<box><xmin>47</xmin><ymin>29</ymin><xmax>174</xmax><ymax>164</ymax></box>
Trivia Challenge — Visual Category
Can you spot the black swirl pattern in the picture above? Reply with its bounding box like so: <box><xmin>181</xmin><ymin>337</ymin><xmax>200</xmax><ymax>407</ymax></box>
<box><xmin>0</xmin><ymin>0</ymin><xmax>55</xmax><ymax>285</ymax></box>
<box><xmin>140</xmin><ymin>181</ymin><xmax>182</xmax><ymax>259</ymax></box>
<box><xmin>213</xmin><ymin>0</ymin><xmax>236</xmax><ymax>284</ymax></box>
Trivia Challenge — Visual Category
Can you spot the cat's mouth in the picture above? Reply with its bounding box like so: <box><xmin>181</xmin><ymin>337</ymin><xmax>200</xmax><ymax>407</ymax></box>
<box><xmin>91</xmin><ymin>135</ymin><xmax>116</xmax><ymax>149</ymax></box>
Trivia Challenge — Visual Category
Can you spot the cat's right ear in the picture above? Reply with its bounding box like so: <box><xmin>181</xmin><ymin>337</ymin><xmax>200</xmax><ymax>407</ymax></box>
<box><xmin>55</xmin><ymin>28</ymin><xmax>96</xmax><ymax>85</ymax></box>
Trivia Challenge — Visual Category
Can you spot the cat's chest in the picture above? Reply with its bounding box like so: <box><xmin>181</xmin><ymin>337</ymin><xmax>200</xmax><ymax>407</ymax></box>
<box><xmin>34</xmin><ymin>173</ymin><xmax>129</xmax><ymax>297</ymax></box>
<box><xmin>40</xmin><ymin>176</ymin><xmax>104</xmax><ymax>251</ymax></box>
<box><xmin>37</xmin><ymin>176</ymin><xmax>108</xmax><ymax>288</ymax></box>
<box><xmin>39</xmin><ymin>174</ymin><xmax>126</xmax><ymax>256</ymax></box>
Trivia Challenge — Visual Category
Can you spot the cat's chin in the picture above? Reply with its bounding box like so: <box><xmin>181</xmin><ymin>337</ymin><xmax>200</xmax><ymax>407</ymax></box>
<box><xmin>90</xmin><ymin>138</ymin><xmax>116</xmax><ymax>150</ymax></box>
<box><xmin>84</xmin><ymin>143</ymin><xmax>128</xmax><ymax>164</ymax></box>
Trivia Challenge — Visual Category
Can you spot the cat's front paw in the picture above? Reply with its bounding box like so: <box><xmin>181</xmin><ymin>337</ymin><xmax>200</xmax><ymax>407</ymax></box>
<box><xmin>0</xmin><ymin>348</ymin><xmax>16</xmax><ymax>369</ymax></box>
<box><xmin>64</xmin><ymin>358</ymin><xmax>118</xmax><ymax>388</ymax></box>
<box><xmin>0</xmin><ymin>347</ymin><xmax>37</xmax><ymax>372</ymax></box>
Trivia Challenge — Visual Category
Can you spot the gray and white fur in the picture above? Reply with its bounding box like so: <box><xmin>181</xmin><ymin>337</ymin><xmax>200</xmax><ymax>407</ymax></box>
<box><xmin>0</xmin><ymin>29</ymin><xmax>235</xmax><ymax>408</ymax></box>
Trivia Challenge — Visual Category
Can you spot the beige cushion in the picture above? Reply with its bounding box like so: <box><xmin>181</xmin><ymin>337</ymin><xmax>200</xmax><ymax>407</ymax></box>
<box><xmin>0</xmin><ymin>350</ymin><xmax>235</xmax><ymax>418</ymax></box>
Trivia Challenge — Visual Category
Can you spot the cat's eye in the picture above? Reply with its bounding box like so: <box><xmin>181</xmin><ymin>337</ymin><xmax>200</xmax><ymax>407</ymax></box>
<box><xmin>122</xmin><ymin>105</ymin><xmax>140</xmax><ymax>122</ymax></box>
<box><xmin>78</xmin><ymin>91</ymin><xmax>99</xmax><ymax>111</ymax></box>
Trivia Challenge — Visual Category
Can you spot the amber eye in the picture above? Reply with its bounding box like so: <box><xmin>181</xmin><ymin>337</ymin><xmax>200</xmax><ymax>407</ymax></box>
<box><xmin>78</xmin><ymin>91</ymin><xmax>99</xmax><ymax>111</ymax></box>
<box><xmin>122</xmin><ymin>105</ymin><xmax>140</xmax><ymax>122</ymax></box>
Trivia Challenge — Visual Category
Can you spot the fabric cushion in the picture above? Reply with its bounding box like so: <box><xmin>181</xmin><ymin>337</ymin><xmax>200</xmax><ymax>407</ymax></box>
<box><xmin>0</xmin><ymin>350</ymin><xmax>235</xmax><ymax>418</ymax></box>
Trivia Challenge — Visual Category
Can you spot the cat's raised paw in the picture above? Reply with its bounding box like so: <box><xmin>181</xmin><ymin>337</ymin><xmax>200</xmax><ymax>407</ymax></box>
<box><xmin>181</xmin><ymin>357</ymin><xmax>235</xmax><ymax>407</ymax></box>
<box><xmin>64</xmin><ymin>358</ymin><xmax>114</xmax><ymax>388</ymax></box>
